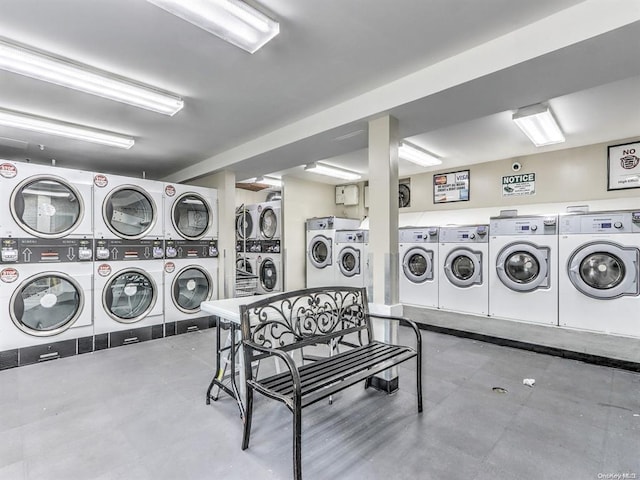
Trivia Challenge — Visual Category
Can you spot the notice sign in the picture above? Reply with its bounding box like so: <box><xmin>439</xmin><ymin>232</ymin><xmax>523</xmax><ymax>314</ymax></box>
<box><xmin>608</xmin><ymin>141</ymin><xmax>640</xmax><ymax>191</ymax></box>
<box><xmin>433</xmin><ymin>170</ymin><xmax>470</xmax><ymax>204</ymax></box>
<box><xmin>502</xmin><ymin>173</ymin><xmax>536</xmax><ymax>197</ymax></box>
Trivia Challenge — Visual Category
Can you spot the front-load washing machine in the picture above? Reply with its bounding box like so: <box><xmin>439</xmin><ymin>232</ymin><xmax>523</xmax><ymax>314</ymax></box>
<box><xmin>257</xmin><ymin>239</ymin><xmax>282</xmax><ymax>294</ymax></box>
<box><xmin>438</xmin><ymin>225</ymin><xmax>489</xmax><ymax>316</ymax></box>
<box><xmin>334</xmin><ymin>230</ymin><xmax>369</xmax><ymax>288</ymax></box>
<box><xmin>257</xmin><ymin>200</ymin><xmax>281</xmax><ymax>240</ymax></box>
<box><xmin>306</xmin><ymin>217</ymin><xmax>360</xmax><ymax>288</ymax></box>
<box><xmin>558</xmin><ymin>210</ymin><xmax>640</xmax><ymax>338</ymax></box>
<box><xmin>163</xmin><ymin>183</ymin><xmax>217</xmax><ymax>241</ymax></box>
<box><xmin>93</xmin><ymin>238</ymin><xmax>165</xmax><ymax>349</ymax></box>
<box><xmin>164</xmin><ymin>239</ymin><xmax>218</xmax><ymax>335</ymax></box>
<box><xmin>0</xmin><ymin>160</ymin><xmax>93</xmax><ymax>239</ymax></box>
<box><xmin>93</xmin><ymin>172</ymin><xmax>163</xmax><ymax>240</ymax></box>
<box><xmin>489</xmin><ymin>215</ymin><xmax>558</xmax><ymax>325</ymax></box>
<box><xmin>0</xmin><ymin>237</ymin><xmax>94</xmax><ymax>368</ymax></box>
<box><xmin>236</xmin><ymin>204</ymin><xmax>258</xmax><ymax>242</ymax></box>
<box><xmin>399</xmin><ymin>227</ymin><xmax>439</xmax><ymax>308</ymax></box>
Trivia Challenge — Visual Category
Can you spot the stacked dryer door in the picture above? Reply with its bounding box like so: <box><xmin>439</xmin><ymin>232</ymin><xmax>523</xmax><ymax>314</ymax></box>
<box><xmin>257</xmin><ymin>239</ymin><xmax>282</xmax><ymax>294</ymax></box>
<box><xmin>236</xmin><ymin>204</ymin><xmax>258</xmax><ymax>244</ymax></box>
<box><xmin>489</xmin><ymin>215</ymin><xmax>558</xmax><ymax>325</ymax></box>
<box><xmin>558</xmin><ymin>211</ymin><xmax>640</xmax><ymax>338</ymax></box>
<box><xmin>163</xmin><ymin>183</ymin><xmax>217</xmax><ymax>241</ymax></box>
<box><xmin>399</xmin><ymin>227</ymin><xmax>439</xmax><ymax>308</ymax></box>
<box><xmin>0</xmin><ymin>161</ymin><xmax>94</xmax><ymax>368</ymax></box>
<box><xmin>257</xmin><ymin>200</ymin><xmax>281</xmax><ymax>240</ymax></box>
<box><xmin>306</xmin><ymin>217</ymin><xmax>360</xmax><ymax>288</ymax></box>
<box><xmin>438</xmin><ymin>225</ymin><xmax>489</xmax><ymax>315</ymax></box>
<box><xmin>334</xmin><ymin>230</ymin><xmax>369</xmax><ymax>288</ymax></box>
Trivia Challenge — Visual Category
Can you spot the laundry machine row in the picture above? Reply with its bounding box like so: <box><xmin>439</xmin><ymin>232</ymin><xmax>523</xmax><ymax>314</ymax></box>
<box><xmin>236</xmin><ymin>239</ymin><xmax>282</xmax><ymax>295</ymax></box>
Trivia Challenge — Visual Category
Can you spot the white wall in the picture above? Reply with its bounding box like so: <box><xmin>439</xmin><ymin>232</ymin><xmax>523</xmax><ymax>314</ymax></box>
<box><xmin>235</xmin><ymin>188</ymin><xmax>270</xmax><ymax>207</ymax></box>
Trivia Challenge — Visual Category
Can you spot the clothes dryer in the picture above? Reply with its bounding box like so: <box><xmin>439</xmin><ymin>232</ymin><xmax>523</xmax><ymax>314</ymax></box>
<box><xmin>0</xmin><ymin>237</ymin><xmax>94</xmax><ymax>368</ymax></box>
<box><xmin>93</xmin><ymin>172</ymin><xmax>163</xmax><ymax>240</ymax></box>
<box><xmin>257</xmin><ymin>200</ymin><xmax>281</xmax><ymax>240</ymax></box>
<box><xmin>558</xmin><ymin>211</ymin><xmax>640</xmax><ymax>338</ymax></box>
<box><xmin>0</xmin><ymin>160</ymin><xmax>93</xmax><ymax>239</ymax></box>
<box><xmin>163</xmin><ymin>183</ymin><xmax>217</xmax><ymax>241</ymax></box>
<box><xmin>489</xmin><ymin>215</ymin><xmax>558</xmax><ymax>325</ymax></box>
<box><xmin>438</xmin><ymin>225</ymin><xmax>489</xmax><ymax>315</ymax></box>
<box><xmin>164</xmin><ymin>239</ymin><xmax>218</xmax><ymax>335</ymax></box>
<box><xmin>257</xmin><ymin>240</ymin><xmax>282</xmax><ymax>294</ymax></box>
<box><xmin>399</xmin><ymin>227</ymin><xmax>439</xmax><ymax>308</ymax></box>
<box><xmin>235</xmin><ymin>204</ymin><xmax>258</xmax><ymax>242</ymax></box>
<box><xmin>334</xmin><ymin>230</ymin><xmax>369</xmax><ymax>288</ymax></box>
<box><xmin>93</xmin><ymin>239</ymin><xmax>164</xmax><ymax>349</ymax></box>
<box><xmin>306</xmin><ymin>217</ymin><xmax>360</xmax><ymax>288</ymax></box>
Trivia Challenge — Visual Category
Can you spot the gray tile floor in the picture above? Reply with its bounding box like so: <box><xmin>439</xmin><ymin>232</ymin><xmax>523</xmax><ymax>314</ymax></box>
<box><xmin>1</xmin><ymin>327</ymin><xmax>639</xmax><ymax>480</ymax></box>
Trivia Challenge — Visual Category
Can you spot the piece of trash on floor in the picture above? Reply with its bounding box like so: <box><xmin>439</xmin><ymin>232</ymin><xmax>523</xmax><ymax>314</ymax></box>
<box><xmin>633</xmin><ymin>413</ymin><xmax>639</xmax><ymax>417</ymax></box>
<box><xmin>492</xmin><ymin>387</ymin><xmax>508</xmax><ymax>394</ymax></box>
<box><xmin>523</xmin><ymin>378</ymin><xmax>536</xmax><ymax>387</ymax></box>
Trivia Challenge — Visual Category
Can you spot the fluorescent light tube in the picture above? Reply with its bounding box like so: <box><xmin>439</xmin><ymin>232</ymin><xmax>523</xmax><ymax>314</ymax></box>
<box><xmin>399</xmin><ymin>141</ymin><xmax>442</xmax><ymax>167</ymax></box>
<box><xmin>0</xmin><ymin>37</ymin><xmax>184</xmax><ymax>116</ymax></box>
<box><xmin>0</xmin><ymin>108</ymin><xmax>135</xmax><ymax>149</ymax></box>
<box><xmin>304</xmin><ymin>162</ymin><xmax>361</xmax><ymax>181</ymax></box>
<box><xmin>255</xmin><ymin>176</ymin><xmax>282</xmax><ymax>187</ymax></box>
<box><xmin>147</xmin><ymin>0</ymin><xmax>279</xmax><ymax>54</ymax></box>
<box><xmin>512</xmin><ymin>104</ymin><xmax>565</xmax><ymax>147</ymax></box>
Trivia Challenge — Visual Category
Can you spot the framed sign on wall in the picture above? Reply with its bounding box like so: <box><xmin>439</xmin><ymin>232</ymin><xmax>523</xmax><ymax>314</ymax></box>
<box><xmin>608</xmin><ymin>140</ymin><xmax>640</xmax><ymax>191</ymax></box>
<box><xmin>433</xmin><ymin>170</ymin><xmax>470</xmax><ymax>204</ymax></box>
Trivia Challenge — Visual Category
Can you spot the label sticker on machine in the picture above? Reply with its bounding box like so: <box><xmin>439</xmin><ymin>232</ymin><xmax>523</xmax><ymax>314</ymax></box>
<box><xmin>502</xmin><ymin>173</ymin><xmax>535</xmax><ymax>197</ymax></box>
<box><xmin>165</xmin><ymin>184</ymin><xmax>176</xmax><ymax>197</ymax></box>
<box><xmin>97</xmin><ymin>264</ymin><xmax>112</xmax><ymax>277</ymax></box>
<box><xmin>164</xmin><ymin>262</ymin><xmax>175</xmax><ymax>273</ymax></box>
<box><xmin>94</xmin><ymin>174</ymin><xmax>108</xmax><ymax>188</ymax></box>
<box><xmin>0</xmin><ymin>163</ymin><xmax>17</xmax><ymax>178</ymax></box>
<box><xmin>0</xmin><ymin>267</ymin><xmax>18</xmax><ymax>283</ymax></box>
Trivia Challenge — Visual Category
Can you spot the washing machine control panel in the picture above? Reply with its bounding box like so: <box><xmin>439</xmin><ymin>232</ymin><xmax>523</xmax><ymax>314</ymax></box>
<box><xmin>1</xmin><ymin>237</ymin><xmax>94</xmax><ymax>264</ymax></box>
<box><xmin>439</xmin><ymin>225</ymin><xmax>489</xmax><ymax>243</ymax></box>
<box><xmin>95</xmin><ymin>238</ymin><xmax>164</xmax><ymax>261</ymax></box>
<box><xmin>490</xmin><ymin>216</ymin><xmax>558</xmax><ymax>236</ymax></box>
<box><xmin>560</xmin><ymin>211</ymin><xmax>640</xmax><ymax>234</ymax></box>
<box><xmin>399</xmin><ymin>227</ymin><xmax>439</xmax><ymax>243</ymax></box>
<box><xmin>165</xmin><ymin>239</ymin><xmax>218</xmax><ymax>259</ymax></box>
<box><xmin>262</xmin><ymin>240</ymin><xmax>281</xmax><ymax>254</ymax></box>
<box><xmin>335</xmin><ymin>230</ymin><xmax>369</xmax><ymax>243</ymax></box>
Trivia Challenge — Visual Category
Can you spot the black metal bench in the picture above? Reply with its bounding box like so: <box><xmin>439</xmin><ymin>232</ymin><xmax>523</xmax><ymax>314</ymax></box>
<box><xmin>239</xmin><ymin>286</ymin><xmax>423</xmax><ymax>480</ymax></box>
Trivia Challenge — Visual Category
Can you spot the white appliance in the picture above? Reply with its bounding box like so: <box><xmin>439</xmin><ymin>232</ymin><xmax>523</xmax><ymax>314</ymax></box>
<box><xmin>164</xmin><ymin>239</ymin><xmax>218</xmax><ymax>334</ymax></box>
<box><xmin>334</xmin><ymin>230</ymin><xmax>369</xmax><ymax>288</ymax></box>
<box><xmin>93</xmin><ymin>239</ymin><xmax>165</xmax><ymax>348</ymax></box>
<box><xmin>489</xmin><ymin>215</ymin><xmax>558</xmax><ymax>325</ymax></box>
<box><xmin>0</xmin><ymin>160</ymin><xmax>93</xmax><ymax>239</ymax></box>
<box><xmin>257</xmin><ymin>200</ymin><xmax>281</xmax><ymax>240</ymax></box>
<box><xmin>0</xmin><ymin>237</ymin><xmax>94</xmax><ymax>366</ymax></box>
<box><xmin>256</xmin><ymin>239</ymin><xmax>282</xmax><ymax>294</ymax></box>
<box><xmin>236</xmin><ymin>204</ymin><xmax>258</xmax><ymax>241</ymax></box>
<box><xmin>306</xmin><ymin>217</ymin><xmax>360</xmax><ymax>288</ymax></box>
<box><xmin>93</xmin><ymin>172</ymin><xmax>163</xmax><ymax>240</ymax></box>
<box><xmin>399</xmin><ymin>227</ymin><xmax>439</xmax><ymax>308</ymax></box>
<box><xmin>438</xmin><ymin>225</ymin><xmax>489</xmax><ymax>316</ymax></box>
<box><xmin>236</xmin><ymin>239</ymin><xmax>260</xmax><ymax>297</ymax></box>
<box><xmin>163</xmin><ymin>183</ymin><xmax>218</xmax><ymax>241</ymax></box>
<box><xmin>558</xmin><ymin>210</ymin><xmax>640</xmax><ymax>338</ymax></box>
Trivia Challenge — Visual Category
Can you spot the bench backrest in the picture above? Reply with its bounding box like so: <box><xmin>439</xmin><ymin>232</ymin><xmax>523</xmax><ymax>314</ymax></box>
<box><xmin>240</xmin><ymin>287</ymin><xmax>371</xmax><ymax>359</ymax></box>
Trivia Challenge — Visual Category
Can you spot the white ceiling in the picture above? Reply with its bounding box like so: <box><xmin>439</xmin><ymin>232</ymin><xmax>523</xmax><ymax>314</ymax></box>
<box><xmin>0</xmin><ymin>0</ymin><xmax>638</xmax><ymax>184</ymax></box>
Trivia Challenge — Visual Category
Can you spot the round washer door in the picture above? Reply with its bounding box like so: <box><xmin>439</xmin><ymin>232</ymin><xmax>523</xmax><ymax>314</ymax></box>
<box><xmin>171</xmin><ymin>193</ymin><xmax>212</xmax><ymax>240</ymax></box>
<box><xmin>172</xmin><ymin>266</ymin><xmax>213</xmax><ymax>313</ymax></box>
<box><xmin>235</xmin><ymin>209</ymin><xmax>253</xmax><ymax>239</ymax></box>
<box><xmin>496</xmin><ymin>243</ymin><xmax>549</xmax><ymax>292</ymax></box>
<box><xmin>236</xmin><ymin>256</ymin><xmax>254</xmax><ymax>275</ymax></box>
<box><xmin>10</xmin><ymin>272</ymin><xmax>84</xmax><ymax>336</ymax></box>
<box><xmin>260</xmin><ymin>207</ymin><xmax>278</xmax><ymax>239</ymax></box>
<box><xmin>103</xmin><ymin>186</ymin><xmax>157</xmax><ymax>239</ymax></box>
<box><xmin>103</xmin><ymin>268</ymin><xmax>157</xmax><ymax>323</ymax></box>
<box><xmin>444</xmin><ymin>248</ymin><xmax>482</xmax><ymax>287</ymax></box>
<box><xmin>338</xmin><ymin>247</ymin><xmax>361</xmax><ymax>277</ymax></box>
<box><xmin>309</xmin><ymin>235</ymin><xmax>332</xmax><ymax>269</ymax></box>
<box><xmin>259</xmin><ymin>258</ymin><xmax>278</xmax><ymax>292</ymax></box>
<box><xmin>10</xmin><ymin>175</ymin><xmax>84</xmax><ymax>238</ymax></box>
<box><xmin>568</xmin><ymin>242</ymin><xmax>639</xmax><ymax>299</ymax></box>
<box><xmin>402</xmin><ymin>247</ymin><xmax>434</xmax><ymax>283</ymax></box>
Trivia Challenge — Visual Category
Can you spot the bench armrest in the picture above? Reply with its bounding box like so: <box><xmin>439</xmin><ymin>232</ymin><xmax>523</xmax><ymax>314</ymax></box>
<box><xmin>366</xmin><ymin>313</ymin><xmax>422</xmax><ymax>351</ymax></box>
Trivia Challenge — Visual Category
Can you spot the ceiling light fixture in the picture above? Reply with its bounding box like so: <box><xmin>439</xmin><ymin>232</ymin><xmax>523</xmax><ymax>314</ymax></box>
<box><xmin>0</xmin><ymin>37</ymin><xmax>184</xmax><ymax>116</ymax></box>
<box><xmin>0</xmin><ymin>108</ymin><xmax>135</xmax><ymax>149</ymax></box>
<box><xmin>304</xmin><ymin>162</ymin><xmax>362</xmax><ymax>181</ymax></box>
<box><xmin>399</xmin><ymin>141</ymin><xmax>442</xmax><ymax>167</ymax></box>
<box><xmin>512</xmin><ymin>104</ymin><xmax>565</xmax><ymax>147</ymax></box>
<box><xmin>254</xmin><ymin>176</ymin><xmax>282</xmax><ymax>187</ymax></box>
<box><xmin>147</xmin><ymin>0</ymin><xmax>280</xmax><ymax>54</ymax></box>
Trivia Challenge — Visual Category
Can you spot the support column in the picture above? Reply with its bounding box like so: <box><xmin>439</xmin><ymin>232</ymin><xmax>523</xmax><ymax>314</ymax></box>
<box><xmin>368</xmin><ymin>115</ymin><xmax>402</xmax><ymax>392</ymax></box>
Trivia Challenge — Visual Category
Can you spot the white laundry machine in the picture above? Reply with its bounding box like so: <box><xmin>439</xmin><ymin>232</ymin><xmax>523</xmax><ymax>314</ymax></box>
<box><xmin>257</xmin><ymin>239</ymin><xmax>282</xmax><ymax>294</ymax></box>
<box><xmin>236</xmin><ymin>204</ymin><xmax>259</xmax><ymax>242</ymax></box>
<box><xmin>438</xmin><ymin>225</ymin><xmax>489</xmax><ymax>316</ymax></box>
<box><xmin>257</xmin><ymin>200</ymin><xmax>281</xmax><ymax>240</ymax></box>
<box><xmin>163</xmin><ymin>183</ymin><xmax>217</xmax><ymax>241</ymax></box>
<box><xmin>558</xmin><ymin>210</ymin><xmax>640</xmax><ymax>338</ymax></box>
<box><xmin>489</xmin><ymin>215</ymin><xmax>558</xmax><ymax>326</ymax></box>
<box><xmin>334</xmin><ymin>230</ymin><xmax>369</xmax><ymax>288</ymax></box>
<box><xmin>236</xmin><ymin>239</ymin><xmax>260</xmax><ymax>297</ymax></box>
<box><xmin>306</xmin><ymin>217</ymin><xmax>360</xmax><ymax>288</ymax></box>
<box><xmin>93</xmin><ymin>172</ymin><xmax>163</xmax><ymax>240</ymax></box>
<box><xmin>399</xmin><ymin>227</ymin><xmax>439</xmax><ymax>308</ymax></box>
<box><xmin>0</xmin><ymin>237</ymin><xmax>94</xmax><ymax>368</ymax></box>
<box><xmin>93</xmin><ymin>238</ymin><xmax>165</xmax><ymax>349</ymax></box>
<box><xmin>0</xmin><ymin>160</ymin><xmax>93</xmax><ymax>239</ymax></box>
<box><xmin>164</xmin><ymin>239</ymin><xmax>218</xmax><ymax>335</ymax></box>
